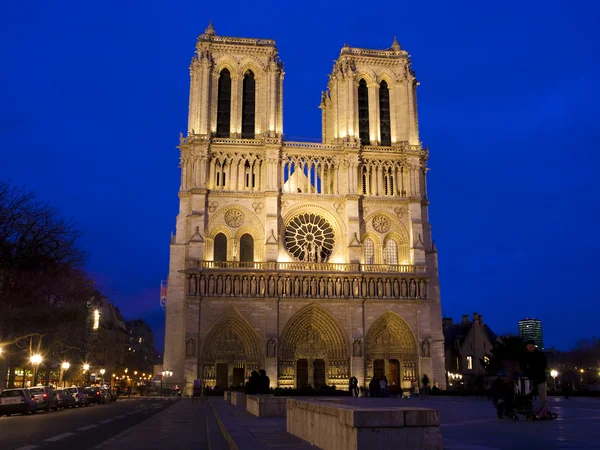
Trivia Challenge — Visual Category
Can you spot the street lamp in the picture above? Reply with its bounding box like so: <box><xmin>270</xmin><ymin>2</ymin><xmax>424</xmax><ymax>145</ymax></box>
<box><xmin>100</xmin><ymin>368</ymin><xmax>106</xmax><ymax>385</ymax></box>
<box><xmin>83</xmin><ymin>363</ymin><xmax>90</xmax><ymax>385</ymax></box>
<box><xmin>60</xmin><ymin>362</ymin><xmax>70</xmax><ymax>387</ymax></box>
<box><xmin>30</xmin><ymin>354</ymin><xmax>42</xmax><ymax>386</ymax></box>
<box><xmin>550</xmin><ymin>369</ymin><xmax>558</xmax><ymax>391</ymax></box>
<box><xmin>161</xmin><ymin>370</ymin><xmax>173</xmax><ymax>396</ymax></box>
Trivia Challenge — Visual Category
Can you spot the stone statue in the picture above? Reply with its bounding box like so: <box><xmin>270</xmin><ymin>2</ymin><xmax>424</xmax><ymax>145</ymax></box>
<box><xmin>267</xmin><ymin>339</ymin><xmax>277</xmax><ymax>358</ymax></box>
<box><xmin>234</xmin><ymin>276</ymin><xmax>240</xmax><ymax>295</ymax></box>
<box><xmin>216</xmin><ymin>276</ymin><xmax>223</xmax><ymax>295</ymax></box>
<box><xmin>251</xmin><ymin>276</ymin><xmax>257</xmax><ymax>295</ymax></box>
<box><xmin>327</xmin><ymin>278</ymin><xmax>334</xmax><ymax>297</ymax></box>
<box><xmin>401</xmin><ymin>279</ymin><xmax>407</xmax><ymax>297</ymax></box>
<box><xmin>419</xmin><ymin>279</ymin><xmax>427</xmax><ymax>298</ymax></box>
<box><xmin>352</xmin><ymin>339</ymin><xmax>362</xmax><ymax>357</ymax></box>
<box><xmin>410</xmin><ymin>279</ymin><xmax>417</xmax><ymax>298</ymax></box>
<box><xmin>199</xmin><ymin>276</ymin><xmax>205</xmax><ymax>295</ymax></box>
<box><xmin>319</xmin><ymin>278</ymin><xmax>325</xmax><ymax>297</ymax></box>
<box><xmin>294</xmin><ymin>277</ymin><xmax>300</xmax><ymax>296</ymax></box>
<box><xmin>421</xmin><ymin>339</ymin><xmax>431</xmax><ymax>357</ymax></box>
<box><xmin>335</xmin><ymin>278</ymin><xmax>342</xmax><ymax>296</ymax></box>
<box><xmin>225</xmin><ymin>276</ymin><xmax>232</xmax><ymax>296</ymax></box>
<box><xmin>353</xmin><ymin>278</ymin><xmax>360</xmax><ymax>297</ymax></box>
<box><xmin>302</xmin><ymin>277</ymin><xmax>309</xmax><ymax>296</ymax></box>
<box><xmin>285</xmin><ymin>277</ymin><xmax>291</xmax><ymax>296</ymax></box>
<box><xmin>277</xmin><ymin>277</ymin><xmax>284</xmax><ymax>295</ymax></box>
<box><xmin>259</xmin><ymin>276</ymin><xmax>266</xmax><ymax>295</ymax></box>
<box><xmin>268</xmin><ymin>276</ymin><xmax>275</xmax><ymax>295</ymax></box>
<box><xmin>377</xmin><ymin>279</ymin><xmax>384</xmax><ymax>297</ymax></box>
<box><xmin>310</xmin><ymin>277</ymin><xmax>317</xmax><ymax>296</ymax></box>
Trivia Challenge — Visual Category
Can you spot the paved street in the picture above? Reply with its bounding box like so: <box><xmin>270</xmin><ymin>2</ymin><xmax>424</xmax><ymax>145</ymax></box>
<box><xmin>0</xmin><ymin>397</ymin><xmax>179</xmax><ymax>450</ymax></box>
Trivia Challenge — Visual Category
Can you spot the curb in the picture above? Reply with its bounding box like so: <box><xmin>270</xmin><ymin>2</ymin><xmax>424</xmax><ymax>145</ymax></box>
<box><xmin>209</xmin><ymin>399</ymin><xmax>239</xmax><ymax>450</ymax></box>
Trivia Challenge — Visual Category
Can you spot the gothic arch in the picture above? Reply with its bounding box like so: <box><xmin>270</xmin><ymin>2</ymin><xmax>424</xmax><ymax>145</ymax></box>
<box><xmin>278</xmin><ymin>303</ymin><xmax>350</xmax><ymax>388</ymax></box>
<box><xmin>376</xmin><ymin>70</ymin><xmax>400</xmax><ymax>87</ymax></box>
<box><xmin>238</xmin><ymin>56</ymin><xmax>266</xmax><ymax>76</ymax></box>
<box><xmin>201</xmin><ymin>307</ymin><xmax>263</xmax><ymax>384</ymax></box>
<box><xmin>365</xmin><ymin>209</ymin><xmax>409</xmax><ymax>242</ymax></box>
<box><xmin>360</xmin><ymin>231</ymin><xmax>382</xmax><ymax>265</ymax></box>
<box><xmin>383</xmin><ymin>231</ymin><xmax>409</xmax><ymax>264</ymax></box>
<box><xmin>365</xmin><ymin>311</ymin><xmax>418</xmax><ymax>384</ymax></box>
<box><xmin>213</xmin><ymin>56</ymin><xmax>240</xmax><ymax>76</ymax></box>
<box><xmin>354</xmin><ymin>67</ymin><xmax>377</xmax><ymax>86</ymax></box>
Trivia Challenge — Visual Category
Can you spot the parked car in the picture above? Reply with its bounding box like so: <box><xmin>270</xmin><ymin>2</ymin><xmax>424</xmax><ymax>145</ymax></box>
<box><xmin>0</xmin><ymin>389</ymin><xmax>38</xmax><ymax>416</ymax></box>
<box><xmin>84</xmin><ymin>387</ymin><xmax>103</xmax><ymax>404</ymax></box>
<box><xmin>54</xmin><ymin>389</ymin><xmax>76</xmax><ymax>408</ymax></box>
<box><xmin>65</xmin><ymin>387</ymin><xmax>87</xmax><ymax>407</ymax></box>
<box><xmin>28</xmin><ymin>386</ymin><xmax>59</xmax><ymax>412</ymax></box>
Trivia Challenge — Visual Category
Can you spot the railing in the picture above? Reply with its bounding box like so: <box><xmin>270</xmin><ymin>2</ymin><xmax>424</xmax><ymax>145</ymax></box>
<box><xmin>211</xmin><ymin>138</ymin><xmax>264</xmax><ymax>146</ymax></box>
<box><xmin>185</xmin><ymin>259</ymin><xmax>426</xmax><ymax>273</ymax></box>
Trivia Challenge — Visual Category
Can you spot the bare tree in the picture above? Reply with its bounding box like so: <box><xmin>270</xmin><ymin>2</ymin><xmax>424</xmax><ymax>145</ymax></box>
<box><xmin>0</xmin><ymin>181</ymin><xmax>93</xmax><ymax>388</ymax></box>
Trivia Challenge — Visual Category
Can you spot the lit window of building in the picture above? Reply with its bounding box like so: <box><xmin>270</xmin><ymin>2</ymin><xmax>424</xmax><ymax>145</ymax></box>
<box><xmin>467</xmin><ymin>356</ymin><xmax>473</xmax><ymax>370</ymax></box>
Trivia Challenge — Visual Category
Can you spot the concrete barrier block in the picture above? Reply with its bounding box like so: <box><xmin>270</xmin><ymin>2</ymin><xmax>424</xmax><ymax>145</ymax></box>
<box><xmin>223</xmin><ymin>391</ymin><xmax>232</xmax><ymax>402</ymax></box>
<box><xmin>403</xmin><ymin>408</ymin><xmax>440</xmax><ymax>427</ymax></box>
<box><xmin>231</xmin><ymin>392</ymin><xmax>246</xmax><ymax>407</ymax></box>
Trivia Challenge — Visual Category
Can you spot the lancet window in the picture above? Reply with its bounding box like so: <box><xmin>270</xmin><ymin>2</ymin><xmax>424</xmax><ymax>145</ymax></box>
<box><xmin>364</xmin><ymin>238</ymin><xmax>375</xmax><ymax>264</ymax></box>
<box><xmin>384</xmin><ymin>239</ymin><xmax>399</xmax><ymax>265</ymax></box>
<box><xmin>379</xmin><ymin>80</ymin><xmax>391</xmax><ymax>146</ymax></box>
<box><xmin>216</xmin><ymin>69</ymin><xmax>231</xmax><ymax>137</ymax></box>
<box><xmin>358</xmin><ymin>79</ymin><xmax>370</xmax><ymax>145</ymax></box>
<box><xmin>214</xmin><ymin>233</ymin><xmax>227</xmax><ymax>262</ymax></box>
<box><xmin>241</xmin><ymin>70</ymin><xmax>256</xmax><ymax>138</ymax></box>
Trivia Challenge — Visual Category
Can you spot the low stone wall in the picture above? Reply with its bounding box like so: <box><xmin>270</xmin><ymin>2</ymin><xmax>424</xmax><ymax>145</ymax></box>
<box><xmin>286</xmin><ymin>399</ymin><xmax>442</xmax><ymax>450</ymax></box>
<box><xmin>246</xmin><ymin>395</ymin><xmax>345</xmax><ymax>418</ymax></box>
<box><xmin>231</xmin><ymin>391</ymin><xmax>246</xmax><ymax>407</ymax></box>
<box><xmin>223</xmin><ymin>391</ymin><xmax>232</xmax><ymax>402</ymax></box>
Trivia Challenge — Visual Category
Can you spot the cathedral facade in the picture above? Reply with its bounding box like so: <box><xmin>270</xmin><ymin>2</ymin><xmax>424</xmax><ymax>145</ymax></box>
<box><xmin>163</xmin><ymin>22</ymin><xmax>445</xmax><ymax>394</ymax></box>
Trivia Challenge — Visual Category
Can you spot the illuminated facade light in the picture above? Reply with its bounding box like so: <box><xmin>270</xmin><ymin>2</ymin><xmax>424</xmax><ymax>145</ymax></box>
<box><xmin>93</xmin><ymin>309</ymin><xmax>100</xmax><ymax>330</ymax></box>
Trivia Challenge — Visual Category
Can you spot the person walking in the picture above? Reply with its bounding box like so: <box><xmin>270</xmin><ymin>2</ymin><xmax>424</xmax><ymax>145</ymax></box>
<box><xmin>421</xmin><ymin>374</ymin><xmax>430</xmax><ymax>398</ymax></box>
<box><xmin>379</xmin><ymin>376</ymin><xmax>388</xmax><ymax>398</ymax></box>
<box><xmin>349</xmin><ymin>376</ymin><xmax>359</xmax><ymax>397</ymax></box>
<box><xmin>520</xmin><ymin>340</ymin><xmax>552</xmax><ymax>419</ymax></box>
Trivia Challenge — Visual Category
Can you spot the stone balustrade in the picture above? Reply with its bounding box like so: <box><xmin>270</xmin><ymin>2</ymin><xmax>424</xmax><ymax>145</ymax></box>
<box><xmin>286</xmin><ymin>399</ymin><xmax>442</xmax><ymax>450</ymax></box>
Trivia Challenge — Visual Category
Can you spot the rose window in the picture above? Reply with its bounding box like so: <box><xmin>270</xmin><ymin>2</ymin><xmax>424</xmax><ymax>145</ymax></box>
<box><xmin>284</xmin><ymin>213</ymin><xmax>335</xmax><ymax>262</ymax></box>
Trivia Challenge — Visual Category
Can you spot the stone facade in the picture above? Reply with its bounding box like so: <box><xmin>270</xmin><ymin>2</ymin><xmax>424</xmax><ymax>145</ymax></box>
<box><xmin>163</xmin><ymin>22</ymin><xmax>445</xmax><ymax>395</ymax></box>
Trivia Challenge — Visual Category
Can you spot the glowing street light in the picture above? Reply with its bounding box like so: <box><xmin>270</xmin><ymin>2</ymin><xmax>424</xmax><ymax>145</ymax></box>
<box><xmin>550</xmin><ymin>369</ymin><xmax>558</xmax><ymax>390</ymax></box>
<box><xmin>0</xmin><ymin>347</ymin><xmax>3</xmax><ymax>356</ymax></box>
<box><xmin>100</xmin><ymin>368</ymin><xmax>106</xmax><ymax>376</ymax></box>
<box><xmin>30</xmin><ymin>354</ymin><xmax>42</xmax><ymax>386</ymax></box>
<box><xmin>83</xmin><ymin>363</ymin><xmax>90</xmax><ymax>371</ymax></box>
<box><xmin>93</xmin><ymin>309</ymin><xmax>100</xmax><ymax>330</ymax></box>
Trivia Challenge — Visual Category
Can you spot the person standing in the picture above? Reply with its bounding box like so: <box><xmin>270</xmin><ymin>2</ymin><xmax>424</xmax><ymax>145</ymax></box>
<box><xmin>258</xmin><ymin>369</ymin><xmax>270</xmax><ymax>394</ymax></box>
<box><xmin>520</xmin><ymin>340</ymin><xmax>552</xmax><ymax>418</ymax></box>
<box><xmin>421</xmin><ymin>374</ymin><xmax>430</xmax><ymax>398</ymax></box>
<box><xmin>349</xmin><ymin>376</ymin><xmax>359</xmax><ymax>397</ymax></box>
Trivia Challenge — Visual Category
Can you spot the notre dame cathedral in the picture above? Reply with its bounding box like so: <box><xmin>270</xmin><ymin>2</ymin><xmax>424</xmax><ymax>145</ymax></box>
<box><xmin>163</xmin><ymin>21</ymin><xmax>445</xmax><ymax>394</ymax></box>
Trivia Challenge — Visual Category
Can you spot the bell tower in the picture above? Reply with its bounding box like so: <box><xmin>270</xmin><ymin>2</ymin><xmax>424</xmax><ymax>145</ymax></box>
<box><xmin>187</xmin><ymin>21</ymin><xmax>284</xmax><ymax>139</ymax></box>
<box><xmin>320</xmin><ymin>37</ymin><xmax>420</xmax><ymax>146</ymax></box>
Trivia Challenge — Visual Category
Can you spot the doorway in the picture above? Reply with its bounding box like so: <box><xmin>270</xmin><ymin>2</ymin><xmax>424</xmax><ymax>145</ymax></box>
<box><xmin>232</xmin><ymin>367</ymin><xmax>245</xmax><ymax>388</ymax></box>
<box><xmin>216</xmin><ymin>363</ymin><xmax>228</xmax><ymax>389</ymax></box>
<box><xmin>387</xmin><ymin>359</ymin><xmax>400</xmax><ymax>389</ymax></box>
<box><xmin>313</xmin><ymin>359</ymin><xmax>326</xmax><ymax>388</ymax></box>
<box><xmin>373</xmin><ymin>359</ymin><xmax>385</xmax><ymax>380</ymax></box>
<box><xmin>296</xmin><ymin>359</ymin><xmax>308</xmax><ymax>388</ymax></box>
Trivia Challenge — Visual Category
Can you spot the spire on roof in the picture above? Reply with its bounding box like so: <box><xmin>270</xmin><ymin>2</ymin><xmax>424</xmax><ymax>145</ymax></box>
<box><xmin>205</xmin><ymin>20</ymin><xmax>216</xmax><ymax>36</ymax></box>
<box><xmin>391</xmin><ymin>36</ymin><xmax>401</xmax><ymax>51</ymax></box>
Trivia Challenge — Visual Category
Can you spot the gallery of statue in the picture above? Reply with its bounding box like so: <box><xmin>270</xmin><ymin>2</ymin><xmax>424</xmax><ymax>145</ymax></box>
<box><xmin>163</xmin><ymin>22</ymin><xmax>445</xmax><ymax>395</ymax></box>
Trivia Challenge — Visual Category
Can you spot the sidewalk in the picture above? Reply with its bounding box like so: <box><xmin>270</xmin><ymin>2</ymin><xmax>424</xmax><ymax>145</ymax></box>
<box><xmin>209</xmin><ymin>398</ymin><xmax>314</xmax><ymax>450</ymax></box>
<box><xmin>95</xmin><ymin>398</ymin><xmax>228</xmax><ymax>450</ymax></box>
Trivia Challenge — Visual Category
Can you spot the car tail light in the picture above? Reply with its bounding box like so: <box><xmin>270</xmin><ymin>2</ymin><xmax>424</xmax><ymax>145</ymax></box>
<box><xmin>20</xmin><ymin>398</ymin><xmax>25</xmax><ymax>403</ymax></box>
<box><xmin>43</xmin><ymin>393</ymin><xmax>48</xmax><ymax>399</ymax></box>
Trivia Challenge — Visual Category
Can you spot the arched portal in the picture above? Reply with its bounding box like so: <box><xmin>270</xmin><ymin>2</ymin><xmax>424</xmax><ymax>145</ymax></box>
<box><xmin>365</xmin><ymin>311</ymin><xmax>418</xmax><ymax>390</ymax></box>
<box><xmin>201</xmin><ymin>308</ymin><xmax>262</xmax><ymax>388</ymax></box>
<box><xmin>278</xmin><ymin>303</ymin><xmax>349</xmax><ymax>389</ymax></box>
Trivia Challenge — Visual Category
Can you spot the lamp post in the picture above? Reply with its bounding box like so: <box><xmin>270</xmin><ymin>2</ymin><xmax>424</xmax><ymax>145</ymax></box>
<box><xmin>161</xmin><ymin>370</ymin><xmax>173</xmax><ymax>396</ymax></box>
<box><xmin>100</xmin><ymin>368</ymin><xmax>106</xmax><ymax>385</ymax></box>
<box><xmin>60</xmin><ymin>362</ymin><xmax>70</xmax><ymax>388</ymax></box>
<box><xmin>30</xmin><ymin>354</ymin><xmax>42</xmax><ymax>387</ymax></box>
<box><xmin>550</xmin><ymin>370</ymin><xmax>558</xmax><ymax>391</ymax></box>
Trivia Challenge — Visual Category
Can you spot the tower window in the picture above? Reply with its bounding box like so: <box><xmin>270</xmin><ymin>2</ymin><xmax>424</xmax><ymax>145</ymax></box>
<box><xmin>358</xmin><ymin>79</ymin><xmax>370</xmax><ymax>145</ymax></box>
<box><xmin>385</xmin><ymin>239</ymin><xmax>398</xmax><ymax>265</ymax></box>
<box><xmin>241</xmin><ymin>70</ymin><xmax>256</xmax><ymax>138</ymax></box>
<box><xmin>216</xmin><ymin>69</ymin><xmax>231</xmax><ymax>137</ymax></box>
<box><xmin>364</xmin><ymin>238</ymin><xmax>375</xmax><ymax>264</ymax></box>
<box><xmin>379</xmin><ymin>80</ymin><xmax>391</xmax><ymax>146</ymax></box>
<box><xmin>240</xmin><ymin>234</ymin><xmax>254</xmax><ymax>262</ymax></box>
<box><xmin>214</xmin><ymin>233</ymin><xmax>227</xmax><ymax>262</ymax></box>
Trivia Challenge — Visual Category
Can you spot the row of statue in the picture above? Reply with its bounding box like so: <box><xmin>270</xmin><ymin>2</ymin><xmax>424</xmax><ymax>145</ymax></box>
<box><xmin>187</xmin><ymin>274</ymin><xmax>428</xmax><ymax>299</ymax></box>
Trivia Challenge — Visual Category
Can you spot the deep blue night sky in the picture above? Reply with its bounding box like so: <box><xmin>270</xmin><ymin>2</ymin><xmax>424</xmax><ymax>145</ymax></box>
<box><xmin>1</xmin><ymin>1</ymin><xmax>599</xmax><ymax>352</ymax></box>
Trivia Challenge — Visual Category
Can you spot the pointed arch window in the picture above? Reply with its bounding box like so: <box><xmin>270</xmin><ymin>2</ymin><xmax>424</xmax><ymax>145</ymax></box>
<box><xmin>214</xmin><ymin>233</ymin><xmax>227</xmax><ymax>262</ymax></box>
<box><xmin>240</xmin><ymin>234</ymin><xmax>254</xmax><ymax>263</ymax></box>
<box><xmin>385</xmin><ymin>239</ymin><xmax>398</xmax><ymax>265</ymax></box>
<box><xmin>379</xmin><ymin>80</ymin><xmax>391</xmax><ymax>146</ymax></box>
<box><xmin>358</xmin><ymin>79</ymin><xmax>370</xmax><ymax>145</ymax></box>
<box><xmin>216</xmin><ymin>69</ymin><xmax>231</xmax><ymax>137</ymax></box>
<box><xmin>241</xmin><ymin>70</ymin><xmax>256</xmax><ymax>138</ymax></box>
<box><xmin>364</xmin><ymin>238</ymin><xmax>375</xmax><ymax>264</ymax></box>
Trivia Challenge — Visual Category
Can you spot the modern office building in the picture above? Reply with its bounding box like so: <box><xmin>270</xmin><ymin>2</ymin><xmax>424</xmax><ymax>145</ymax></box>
<box><xmin>518</xmin><ymin>318</ymin><xmax>544</xmax><ymax>349</ymax></box>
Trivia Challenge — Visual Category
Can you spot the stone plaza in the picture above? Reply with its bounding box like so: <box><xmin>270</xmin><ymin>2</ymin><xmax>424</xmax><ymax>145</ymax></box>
<box><xmin>97</xmin><ymin>396</ymin><xmax>600</xmax><ymax>449</ymax></box>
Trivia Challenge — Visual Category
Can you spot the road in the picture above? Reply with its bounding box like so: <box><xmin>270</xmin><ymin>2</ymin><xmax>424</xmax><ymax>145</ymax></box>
<box><xmin>0</xmin><ymin>397</ymin><xmax>180</xmax><ymax>450</ymax></box>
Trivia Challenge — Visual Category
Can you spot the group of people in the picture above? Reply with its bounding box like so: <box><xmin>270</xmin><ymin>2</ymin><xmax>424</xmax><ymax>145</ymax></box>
<box><xmin>490</xmin><ymin>340</ymin><xmax>553</xmax><ymax>420</ymax></box>
<box><xmin>350</xmin><ymin>373</ymin><xmax>434</xmax><ymax>398</ymax></box>
<box><xmin>244</xmin><ymin>369</ymin><xmax>271</xmax><ymax>395</ymax></box>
